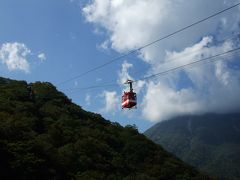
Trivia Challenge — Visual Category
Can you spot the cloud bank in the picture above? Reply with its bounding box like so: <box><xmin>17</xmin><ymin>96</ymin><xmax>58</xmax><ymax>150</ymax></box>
<box><xmin>142</xmin><ymin>37</ymin><xmax>240</xmax><ymax>121</ymax></box>
<box><xmin>83</xmin><ymin>0</ymin><xmax>240</xmax><ymax>122</ymax></box>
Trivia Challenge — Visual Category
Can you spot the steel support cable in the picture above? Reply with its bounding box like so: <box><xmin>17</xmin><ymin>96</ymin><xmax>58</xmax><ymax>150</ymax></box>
<box><xmin>65</xmin><ymin>34</ymin><xmax>240</xmax><ymax>92</ymax></box>
<box><xmin>58</xmin><ymin>3</ymin><xmax>240</xmax><ymax>86</ymax></box>
<box><xmin>134</xmin><ymin>47</ymin><xmax>240</xmax><ymax>82</ymax></box>
<box><xmin>131</xmin><ymin>32</ymin><xmax>240</xmax><ymax>76</ymax></box>
<box><xmin>67</xmin><ymin>47</ymin><xmax>240</xmax><ymax>94</ymax></box>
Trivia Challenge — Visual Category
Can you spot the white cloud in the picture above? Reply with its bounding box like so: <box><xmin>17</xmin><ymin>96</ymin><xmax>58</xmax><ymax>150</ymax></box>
<box><xmin>38</xmin><ymin>53</ymin><xmax>46</xmax><ymax>61</ymax></box>
<box><xmin>100</xmin><ymin>91</ymin><xmax>119</xmax><ymax>113</ymax></box>
<box><xmin>83</xmin><ymin>0</ymin><xmax>240</xmax><ymax>63</ymax></box>
<box><xmin>97</xmin><ymin>40</ymin><xmax>110</xmax><ymax>51</ymax></box>
<box><xmin>118</xmin><ymin>61</ymin><xmax>145</xmax><ymax>93</ymax></box>
<box><xmin>0</xmin><ymin>42</ymin><xmax>31</xmax><ymax>73</ymax></box>
<box><xmin>85</xmin><ymin>94</ymin><xmax>91</xmax><ymax>105</ymax></box>
<box><xmin>118</xmin><ymin>60</ymin><xmax>133</xmax><ymax>84</ymax></box>
<box><xmin>83</xmin><ymin>0</ymin><xmax>240</xmax><ymax>122</ymax></box>
<box><xmin>142</xmin><ymin>82</ymin><xmax>200</xmax><ymax>121</ymax></box>
<box><xmin>83</xmin><ymin>0</ymin><xmax>170</xmax><ymax>54</ymax></box>
<box><xmin>142</xmin><ymin>37</ymin><xmax>240</xmax><ymax>122</ymax></box>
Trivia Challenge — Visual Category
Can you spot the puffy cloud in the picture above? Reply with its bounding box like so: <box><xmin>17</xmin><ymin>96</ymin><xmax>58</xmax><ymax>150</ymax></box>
<box><xmin>83</xmin><ymin>0</ymin><xmax>240</xmax><ymax>63</ymax></box>
<box><xmin>83</xmin><ymin>0</ymin><xmax>170</xmax><ymax>54</ymax></box>
<box><xmin>38</xmin><ymin>53</ymin><xmax>46</xmax><ymax>61</ymax></box>
<box><xmin>118</xmin><ymin>60</ymin><xmax>133</xmax><ymax>84</ymax></box>
<box><xmin>83</xmin><ymin>0</ymin><xmax>240</xmax><ymax>122</ymax></box>
<box><xmin>100</xmin><ymin>91</ymin><xmax>119</xmax><ymax>113</ymax></box>
<box><xmin>142</xmin><ymin>82</ymin><xmax>199</xmax><ymax>121</ymax></box>
<box><xmin>97</xmin><ymin>40</ymin><xmax>110</xmax><ymax>51</ymax></box>
<box><xmin>118</xmin><ymin>61</ymin><xmax>145</xmax><ymax>93</ymax></box>
<box><xmin>0</xmin><ymin>42</ymin><xmax>31</xmax><ymax>73</ymax></box>
<box><xmin>142</xmin><ymin>37</ymin><xmax>240</xmax><ymax>122</ymax></box>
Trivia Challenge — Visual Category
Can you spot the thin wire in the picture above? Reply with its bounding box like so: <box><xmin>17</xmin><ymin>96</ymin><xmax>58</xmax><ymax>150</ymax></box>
<box><xmin>67</xmin><ymin>47</ymin><xmax>240</xmax><ymax>93</ymax></box>
<box><xmin>58</xmin><ymin>2</ymin><xmax>240</xmax><ymax>86</ymax></box>
<box><xmin>134</xmin><ymin>47</ymin><xmax>240</xmax><ymax>82</ymax></box>
<box><xmin>131</xmin><ymin>32</ymin><xmax>240</xmax><ymax>76</ymax></box>
<box><xmin>68</xmin><ymin>83</ymin><xmax>118</xmax><ymax>93</ymax></box>
<box><xmin>64</xmin><ymin>34</ymin><xmax>240</xmax><ymax>92</ymax></box>
<box><xmin>63</xmin><ymin>81</ymin><xmax>115</xmax><ymax>92</ymax></box>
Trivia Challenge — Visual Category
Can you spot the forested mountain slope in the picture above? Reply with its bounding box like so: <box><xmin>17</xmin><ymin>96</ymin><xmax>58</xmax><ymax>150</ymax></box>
<box><xmin>0</xmin><ymin>77</ymin><xmax>211</xmax><ymax>179</ymax></box>
<box><xmin>145</xmin><ymin>114</ymin><xmax>240</xmax><ymax>180</ymax></box>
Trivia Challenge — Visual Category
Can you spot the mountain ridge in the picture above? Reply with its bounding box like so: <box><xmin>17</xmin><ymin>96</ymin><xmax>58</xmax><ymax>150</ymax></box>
<box><xmin>0</xmin><ymin>77</ymin><xmax>212</xmax><ymax>179</ymax></box>
<box><xmin>144</xmin><ymin>113</ymin><xmax>240</xmax><ymax>180</ymax></box>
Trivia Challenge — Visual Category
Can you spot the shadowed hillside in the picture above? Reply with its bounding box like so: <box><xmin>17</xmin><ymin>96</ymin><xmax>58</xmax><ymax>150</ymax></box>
<box><xmin>145</xmin><ymin>114</ymin><xmax>240</xmax><ymax>180</ymax></box>
<box><xmin>0</xmin><ymin>77</ymin><xmax>212</xmax><ymax>179</ymax></box>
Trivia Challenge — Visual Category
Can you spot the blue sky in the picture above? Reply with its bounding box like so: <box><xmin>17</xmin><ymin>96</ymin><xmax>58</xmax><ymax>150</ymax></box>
<box><xmin>1</xmin><ymin>0</ymin><xmax>240</xmax><ymax>132</ymax></box>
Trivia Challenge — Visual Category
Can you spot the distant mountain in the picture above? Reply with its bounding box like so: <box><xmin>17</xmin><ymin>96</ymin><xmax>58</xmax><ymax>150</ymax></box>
<box><xmin>0</xmin><ymin>77</ymin><xmax>211</xmax><ymax>179</ymax></box>
<box><xmin>144</xmin><ymin>114</ymin><xmax>240</xmax><ymax>180</ymax></box>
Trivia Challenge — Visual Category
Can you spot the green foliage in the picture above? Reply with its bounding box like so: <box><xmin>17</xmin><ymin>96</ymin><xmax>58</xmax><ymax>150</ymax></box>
<box><xmin>0</xmin><ymin>77</ymin><xmax>211</xmax><ymax>179</ymax></box>
<box><xmin>145</xmin><ymin>114</ymin><xmax>240</xmax><ymax>180</ymax></box>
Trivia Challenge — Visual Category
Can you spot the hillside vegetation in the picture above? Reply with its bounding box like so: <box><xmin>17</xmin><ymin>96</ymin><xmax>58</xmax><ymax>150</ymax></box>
<box><xmin>145</xmin><ymin>114</ymin><xmax>240</xmax><ymax>180</ymax></box>
<box><xmin>0</xmin><ymin>77</ymin><xmax>212</xmax><ymax>179</ymax></box>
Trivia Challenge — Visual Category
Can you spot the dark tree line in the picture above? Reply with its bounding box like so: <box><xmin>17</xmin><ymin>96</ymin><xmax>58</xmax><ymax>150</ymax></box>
<box><xmin>0</xmin><ymin>77</ymin><xmax>212</xmax><ymax>180</ymax></box>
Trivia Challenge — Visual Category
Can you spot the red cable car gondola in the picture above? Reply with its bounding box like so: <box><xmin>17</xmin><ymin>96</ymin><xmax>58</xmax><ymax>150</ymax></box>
<box><xmin>122</xmin><ymin>80</ymin><xmax>137</xmax><ymax>109</ymax></box>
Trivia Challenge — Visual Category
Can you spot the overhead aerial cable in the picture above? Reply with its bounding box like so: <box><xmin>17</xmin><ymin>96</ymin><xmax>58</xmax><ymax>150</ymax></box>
<box><xmin>58</xmin><ymin>2</ymin><xmax>240</xmax><ymax>86</ymax></box>
<box><xmin>66</xmin><ymin>34</ymin><xmax>240</xmax><ymax>93</ymax></box>
<box><xmin>130</xmin><ymin>32</ymin><xmax>240</xmax><ymax>76</ymax></box>
<box><xmin>133</xmin><ymin>46</ymin><xmax>240</xmax><ymax>82</ymax></box>
<box><xmin>67</xmin><ymin>46</ymin><xmax>240</xmax><ymax>93</ymax></box>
